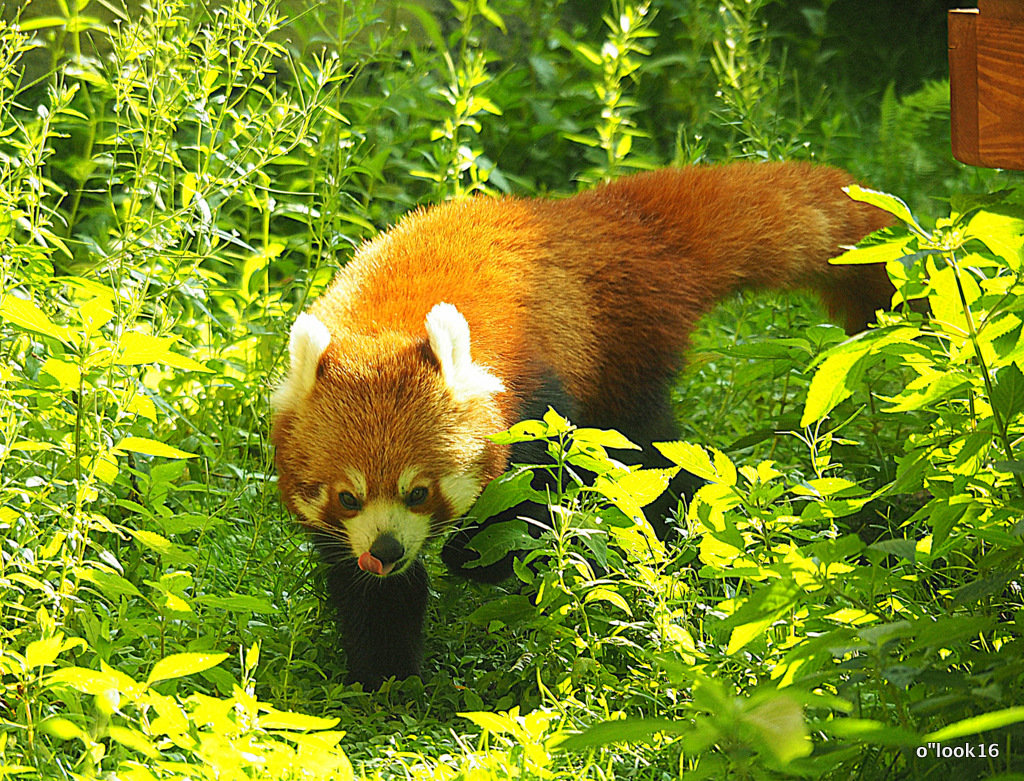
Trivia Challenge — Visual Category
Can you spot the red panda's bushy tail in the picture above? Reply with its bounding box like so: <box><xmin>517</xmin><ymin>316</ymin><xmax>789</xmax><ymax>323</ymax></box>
<box><xmin>562</xmin><ymin>161</ymin><xmax>894</xmax><ymax>334</ymax></box>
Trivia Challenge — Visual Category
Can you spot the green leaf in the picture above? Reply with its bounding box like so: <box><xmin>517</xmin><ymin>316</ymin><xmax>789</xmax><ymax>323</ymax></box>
<box><xmin>822</xmin><ymin>718</ymin><xmax>921</xmax><ymax>747</ymax></box>
<box><xmin>0</xmin><ymin>296</ymin><xmax>72</xmax><ymax>344</ymax></box>
<box><xmin>464</xmin><ymin>520</ymin><xmax>542</xmax><ymax>568</ymax></box>
<box><xmin>844</xmin><ymin>185</ymin><xmax>923</xmax><ymax>233</ymax></box>
<box><xmin>25</xmin><ymin>635</ymin><xmax>65</xmax><ymax>670</ymax></box>
<box><xmin>831</xmin><ymin>233</ymin><xmax>912</xmax><ymax>265</ymax></box>
<box><xmin>744</xmin><ymin>694</ymin><xmax>812</xmax><ymax>763</ymax></box>
<box><xmin>924</xmin><ymin>706</ymin><xmax>1024</xmax><ymax>742</ymax></box>
<box><xmin>583</xmin><ymin>587</ymin><xmax>632</xmax><ymax>616</ymax></box>
<box><xmin>868</xmin><ymin>538</ymin><xmax>917</xmax><ymax>562</ymax></box>
<box><xmin>556</xmin><ymin>718</ymin><xmax>684</xmax><ymax>751</ymax></box>
<box><xmin>116</xmin><ymin>332</ymin><xmax>212</xmax><ymax>372</ymax></box>
<box><xmin>147</xmin><ymin>652</ymin><xmax>229</xmax><ymax>685</ymax></box>
<box><xmin>399</xmin><ymin>0</ymin><xmax>446</xmax><ymax>53</ymax></box>
<box><xmin>114</xmin><ymin>437</ymin><xmax>197</xmax><ymax>459</ymax></box>
<box><xmin>76</xmin><ymin>567</ymin><xmax>143</xmax><ymax>599</ymax></box>
<box><xmin>721</xmin><ymin>581</ymin><xmax>800</xmax><ymax>649</ymax></box>
<box><xmin>467</xmin><ymin>594</ymin><xmax>535</xmax><ymax>625</ymax></box>
<box><xmin>951</xmin><ymin>573</ymin><xmax>1015</xmax><ymax>610</ymax></box>
<box><xmin>467</xmin><ymin>470</ymin><xmax>541</xmax><ymax>522</ymax></box>
<box><xmin>195</xmin><ymin>594</ymin><xmax>276</xmax><ymax>613</ymax></box>
<box><xmin>476</xmin><ymin>0</ymin><xmax>507</xmax><ymax>32</ymax></box>
<box><xmin>992</xmin><ymin>362</ymin><xmax>1024</xmax><ymax>422</ymax></box>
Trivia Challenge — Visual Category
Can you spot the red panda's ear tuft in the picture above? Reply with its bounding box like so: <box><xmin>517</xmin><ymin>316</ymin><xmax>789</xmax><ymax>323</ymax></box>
<box><xmin>272</xmin><ymin>313</ymin><xmax>331</xmax><ymax>412</ymax></box>
<box><xmin>425</xmin><ymin>303</ymin><xmax>504</xmax><ymax>403</ymax></box>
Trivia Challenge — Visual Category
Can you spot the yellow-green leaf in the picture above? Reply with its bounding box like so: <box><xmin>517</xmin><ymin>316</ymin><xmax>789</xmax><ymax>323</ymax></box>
<box><xmin>49</xmin><ymin>665</ymin><xmax>142</xmax><ymax>697</ymax></box>
<box><xmin>744</xmin><ymin>695</ymin><xmax>812</xmax><ymax>763</ymax></box>
<box><xmin>182</xmin><ymin>172</ymin><xmax>198</xmax><ymax>208</ymax></box>
<box><xmin>584</xmin><ymin>587</ymin><xmax>632</xmax><ymax>616</ymax></box>
<box><xmin>25</xmin><ymin>635</ymin><xmax>65</xmax><ymax>670</ymax></box>
<box><xmin>845</xmin><ymin>185</ymin><xmax>922</xmax><ymax>233</ymax></box>
<box><xmin>831</xmin><ymin>234</ymin><xmax>912</xmax><ymax>265</ymax></box>
<box><xmin>40</xmin><ymin>357</ymin><xmax>81</xmax><ymax>389</ymax></box>
<box><xmin>726</xmin><ymin>617</ymin><xmax>774</xmax><ymax>655</ymax></box>
<box><xmin>76</xmin><ymin>567</ymin><xmax>143</xmax><ymax>599</ymax></box>
<box><xmin>116</xmin><ymin>332</ymin><xmax>212</xmax><ymax>372</ymax></box>
<box><xmin>114</xmin><ymin>437</ymin><xmax>197</xmax><ymax>459</ymax></box>
<box><xmin>147</xmin><ymin>652</ymin><xmax>229</xmax><ymax>686</ymax></box>
<box><xmin>0</xmin><ymin>296</ymin><xmax>72</xmax><ymax>343</ymax></box>
<box><xmin>259</xmin><ymin>707</ymin><xmax>340</xmax><ymax>731</ymax></box>
<box><xmin>459</xmin><ymin>711</ymin><xmax>518</xmax><ymax>735</ymax></box>
<box><xmin>108</xmin><ymin>725</ymin><xmax>159</xmax><ymax>758</ymax></box>
<box><xmin>924</xmin><ymin>706</ymin><xmax>1024</xmax><ymax>742</ymax></box>
<box><xmin>38</xmin><ymin>717</ymin><xmax>88</xmax><ymax>743</ymax></box>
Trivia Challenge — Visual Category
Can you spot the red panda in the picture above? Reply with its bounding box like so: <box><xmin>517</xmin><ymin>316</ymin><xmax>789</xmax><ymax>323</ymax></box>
<box><xmin>270</xmin><ymin>161</ymin><xmax>893</xmax><ymax>688</ymax></box>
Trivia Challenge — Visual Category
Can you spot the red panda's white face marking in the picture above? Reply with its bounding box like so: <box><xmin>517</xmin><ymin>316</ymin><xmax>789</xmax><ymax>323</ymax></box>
<box><xmin>439</xmin><ymin>473</ymin><xmax>485</xmax><ymax>518</ymax></box>
<box><xmin>291</xmin><ymin>482</ymin><xmax>329</xmax><ymax>524</ymax></box>
<box><xmin>271</xmin><ymin>304</ymin><xmax>507</xmax><ymax>576</ymax></box>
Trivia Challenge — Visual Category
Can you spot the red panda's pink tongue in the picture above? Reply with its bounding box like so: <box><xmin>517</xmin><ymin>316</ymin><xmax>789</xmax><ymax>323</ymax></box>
<box><xmin>357</xmin><ymin>552</ymin><xmax>395</xmax><ymax>577</ymax></box>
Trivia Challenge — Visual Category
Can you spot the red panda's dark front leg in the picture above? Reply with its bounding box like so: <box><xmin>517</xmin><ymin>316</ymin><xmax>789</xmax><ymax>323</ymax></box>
<box><xmin>442</xmin><ymin>366</ymin><xmax>577</xmax><ymax>583</ymax></box>
<box><xmin>315</xmin><ymin>535</ymin><xmax>429</xmax><ymax>688</ymax></box>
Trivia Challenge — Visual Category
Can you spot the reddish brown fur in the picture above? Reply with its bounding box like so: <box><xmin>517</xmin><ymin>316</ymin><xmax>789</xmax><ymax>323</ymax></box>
<box><xmin>277</xmin><ymin>161</ymin><xmax>890</xmax><ymax>487</ymax></box>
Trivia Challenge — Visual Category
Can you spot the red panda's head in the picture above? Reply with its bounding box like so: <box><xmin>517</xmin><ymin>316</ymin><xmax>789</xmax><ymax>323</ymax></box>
<box><xmin>270</xmin><ymin>303</ymin><xmax>506</xmax><ymax>577</ymax></box>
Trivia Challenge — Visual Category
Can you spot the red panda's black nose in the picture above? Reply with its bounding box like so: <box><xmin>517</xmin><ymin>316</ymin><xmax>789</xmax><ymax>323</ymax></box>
<box><xmin>370</xmin><ymin>534</ymin><xmax>405</xmax><ymax>566</ymax></box>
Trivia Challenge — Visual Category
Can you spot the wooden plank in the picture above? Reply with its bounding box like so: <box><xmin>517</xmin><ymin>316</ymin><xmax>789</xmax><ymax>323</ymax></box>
<box><xmin>979</xmin><ymin>0</ymin><xmax>1024</xmax><ymax>21</ymax></box>
<box><xmin>976</xmin><ymin>16</ymin><xmax>1024</xmax><ymax>168</ymax></box>
<box><xmin>949</xmin><ymin>9</ymin><xmax>981</xmax><ymax>166</ymax></box>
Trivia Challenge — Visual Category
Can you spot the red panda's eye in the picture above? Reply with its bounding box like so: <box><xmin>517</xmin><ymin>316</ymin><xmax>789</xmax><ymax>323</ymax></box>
<box><xmin>406</xmin><ymin>487</ymin><xmax>428</xmax><ymax>507</ymax></box>
<box><xmin>338</xmin><ymin>491</ymin><xmax>361</xmax><ymax>511</ymax></box>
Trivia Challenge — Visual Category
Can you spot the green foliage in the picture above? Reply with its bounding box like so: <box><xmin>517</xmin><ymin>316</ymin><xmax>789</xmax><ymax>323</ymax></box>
<box><xmin>462</xmin><ymin>203</ymin><xmax>1024</xmax><ymax>771</ymax></box>
<box><xmin>560</xmin><ymin>0</ymin><xmax>660</xmax><ymax>180</ymax></box>
<box><xmin>4</xmin><ymin>0</ymin><xmax>1024</xmax><ymax>778</ymax></box>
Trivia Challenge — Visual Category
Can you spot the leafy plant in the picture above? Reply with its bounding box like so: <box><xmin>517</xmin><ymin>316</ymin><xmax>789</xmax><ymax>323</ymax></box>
<box><xmin>5</xmin><ymin>0</ymin><xmax>1024</xmax><ymax>778</ymax></box>
<box><xmin>560</xmin><ymin>0</ymin><xmax>660</xmax><ymax>180</ymax></box>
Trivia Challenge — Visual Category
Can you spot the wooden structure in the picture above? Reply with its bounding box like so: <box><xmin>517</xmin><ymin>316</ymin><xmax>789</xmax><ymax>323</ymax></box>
<box><xmin>949</xmin><ymin>0</ymin><xmax>1024</xmax><ymax>170</ymax></box>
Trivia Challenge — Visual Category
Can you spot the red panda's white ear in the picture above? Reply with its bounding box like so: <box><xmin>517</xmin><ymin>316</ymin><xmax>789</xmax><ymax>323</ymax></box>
<box><xmin>272</xmin><ymin>313</ymin><xmax>331</xmax><ymax>411</ymax></box>
<box><xmin>425</xmin><ymin>303</ymin><xmax>504</xmax><ymax>402</ymax></box>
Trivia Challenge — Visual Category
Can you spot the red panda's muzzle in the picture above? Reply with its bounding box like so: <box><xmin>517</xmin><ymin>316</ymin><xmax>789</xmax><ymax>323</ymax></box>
<box><xmin>357</xmin><ymin>533</ymin><xmax>405</xmax><ymax>577</ymax></box>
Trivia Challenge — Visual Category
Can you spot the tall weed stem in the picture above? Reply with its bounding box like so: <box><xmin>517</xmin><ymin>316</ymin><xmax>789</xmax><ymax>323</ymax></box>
<box><xmin>947</xmin><ymin>250</ymin><xmax>1024</xmax><ymax>498</ymax></box>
